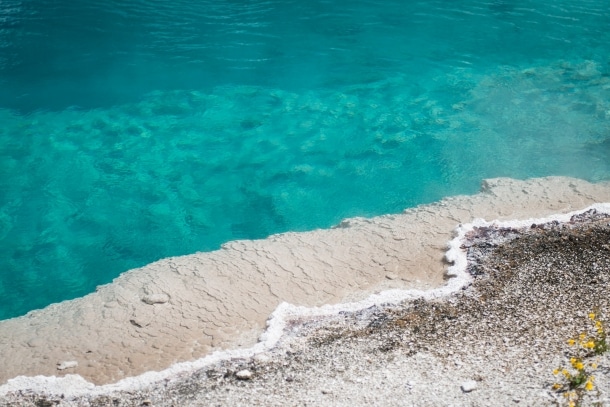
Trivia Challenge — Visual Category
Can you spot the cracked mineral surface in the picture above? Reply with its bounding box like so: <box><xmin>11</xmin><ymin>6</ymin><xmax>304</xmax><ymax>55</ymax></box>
<box><xmin>0</xmin><ymin>176</ymin><xmax>610</xmax><ymax>406</ymax></box>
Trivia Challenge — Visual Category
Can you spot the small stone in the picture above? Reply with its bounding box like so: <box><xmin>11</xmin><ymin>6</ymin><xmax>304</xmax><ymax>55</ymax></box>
<box><xmin>141</xmin><ymin>293</ymin><xmax>170</xmax><ymax>305</ymax></box>
<box><xmin>57</xmin><ymin>361</ymin><xmax>78</xmax><ymax>370</ymax></box>
<box><xmin>461</xmin><ymin>380</ymin><xmax>478</xmax><ymax>393</ymax></box>
<box><xmin>142</xmin><ymin>400</ymin><xmax>152</xmax><ymax>406</ymax></box>
<box><xmin>321</xmin><ymin>389</ymin><xmax>333</xmax><ymax>395</ymax></box>
<box><xmin>236</xmin><ymin>369</ymin><xmax>253</xmax><ymax>380</ymax></box>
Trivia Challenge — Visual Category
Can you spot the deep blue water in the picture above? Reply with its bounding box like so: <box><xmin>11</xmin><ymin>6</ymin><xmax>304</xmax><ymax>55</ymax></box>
<box><xmin>0</xmin><ymin>0</ymin><xmax>609</xmax><ymax>320</ymax></box>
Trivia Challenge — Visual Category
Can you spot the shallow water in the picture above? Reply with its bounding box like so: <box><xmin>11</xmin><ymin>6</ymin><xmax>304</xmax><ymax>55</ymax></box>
<box><xmin>0</xmin><ymin>0</ymin><xmax>609</xmax><ymax>320</ymax></box>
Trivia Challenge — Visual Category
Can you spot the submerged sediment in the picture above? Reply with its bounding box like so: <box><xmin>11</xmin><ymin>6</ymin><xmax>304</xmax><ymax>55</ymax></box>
<box><xmin>0</xmin><ymin>176</ymin><xmax>610</xmax><ymax>395</ymax></box>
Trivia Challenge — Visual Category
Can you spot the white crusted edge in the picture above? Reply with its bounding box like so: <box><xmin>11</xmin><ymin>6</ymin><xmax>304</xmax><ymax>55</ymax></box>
<box><xmin>2</xmin><ymin>202</ymin><xmax>610</xmax><ymax>398</ymax></box>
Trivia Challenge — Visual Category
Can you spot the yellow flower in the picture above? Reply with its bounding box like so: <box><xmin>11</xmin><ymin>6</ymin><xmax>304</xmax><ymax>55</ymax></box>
<box><xmin>589</xmin><ymin>312</ymin><xmax>596</xmax><ymax>320</ymax></box>
<box><xmin>570</xmin><ymin>357</ymin><xmax>584</xmax><ymax>370</ymax></box>
<box><xmin>579</xmin><ymin>332</ymin><xmax>587</xmax><ymax>341</ymax></box>
<box><xmin>567</xmin><ymin>338</ymin><xmax>576</xmax><ymax>346</ymax></box>
<box><xmin>596</xmin><ymin>320</ymin><xmax>603</xmax><ymax>329</ymax></box>
<box><xmin>568</xmin><ymin>402</ymin><xmax>575</xmax><ymax>407</ymax></box>
<box><xmin>584</xmin><ymin>340</ymin><xmax>595</xmax><ymax>349</ymax></box>
<box><xmin>591</xmin><ymin>363</ymin><xmax>598</xmax><ymax>369</ymax></box>
<box><xmin>553</xmin><ymin>368</ymin><xmax>560</xmax><ymax>375</ymax></box>
<box><xmin>562</xmin><ymin>369</ymin><xmax>571</xmax><ymax>379</ymax></box>
<box><xmin>585</xmin><ymin>380</ymin><xmax>594</xmax><ymax>391</ymax></box>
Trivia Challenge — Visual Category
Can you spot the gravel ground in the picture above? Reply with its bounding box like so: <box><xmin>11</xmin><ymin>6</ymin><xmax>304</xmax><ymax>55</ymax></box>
<box><xmin>3</xmin><ymin>209</ymin><xmax>610</xmax><ymax>407</ymax></box>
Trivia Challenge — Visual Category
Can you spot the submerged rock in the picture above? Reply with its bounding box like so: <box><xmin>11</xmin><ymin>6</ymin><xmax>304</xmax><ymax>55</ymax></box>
<box><xmin>56</xmin><ymin>361</ymin><xmax>78</xmax><ymax>371</ymax></box>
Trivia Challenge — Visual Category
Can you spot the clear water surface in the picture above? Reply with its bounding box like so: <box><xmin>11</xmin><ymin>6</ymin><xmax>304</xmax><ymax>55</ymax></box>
<box><xmin>0</xmin><ymin>0</ymin><xmax>609</xmax><ymax>320</ymax></box>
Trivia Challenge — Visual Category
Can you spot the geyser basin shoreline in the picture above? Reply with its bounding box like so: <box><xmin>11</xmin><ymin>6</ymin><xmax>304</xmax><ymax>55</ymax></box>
<box><xmin>1</xmin><ymin>176</ymin><xmax>610</xmax><ymax>395</ymax></box>
<box><xmin>3</xmin><ymin>180</ymin><xmax>610</xmax><ymax>406</ymax></box>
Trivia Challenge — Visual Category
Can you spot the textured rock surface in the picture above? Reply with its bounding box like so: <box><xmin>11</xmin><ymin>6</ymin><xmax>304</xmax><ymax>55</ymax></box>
<box><xmin>0</xmin><ymin>176</ymin><xmax>609</xmax><ymax>386</ymax></box>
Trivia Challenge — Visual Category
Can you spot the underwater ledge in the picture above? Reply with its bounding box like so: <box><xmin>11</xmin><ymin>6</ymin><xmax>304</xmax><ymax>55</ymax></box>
<box><xmin>1</xmin><ymin>176</ymin><xmax>610</xmax><ymax>402</ymax></box>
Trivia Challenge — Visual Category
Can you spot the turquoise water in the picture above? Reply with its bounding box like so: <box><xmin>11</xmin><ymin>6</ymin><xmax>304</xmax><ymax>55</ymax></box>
<box><xmin>0</xmin><ymin>0</ymin><xmax>609</xmax><ymax>320</ymax></box>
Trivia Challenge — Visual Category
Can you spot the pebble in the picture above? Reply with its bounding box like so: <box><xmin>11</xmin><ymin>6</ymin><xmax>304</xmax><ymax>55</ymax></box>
<box><xmin>460</xmin><ymin>380</ymin><xmax>478</xmax><ymax>393</ymax></box>
<box><xmin>56</xmin><ymin>361</ymin><xmax>78</xmax><ymax>370</ymax></box>
<box><xmin>236</xmin><ymin>369</ymin><xmax>253</xmax><ymax>380</ymax></box>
